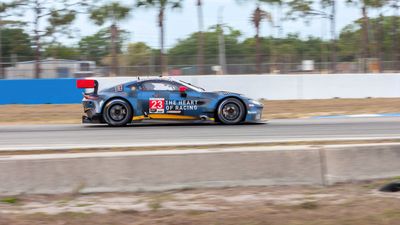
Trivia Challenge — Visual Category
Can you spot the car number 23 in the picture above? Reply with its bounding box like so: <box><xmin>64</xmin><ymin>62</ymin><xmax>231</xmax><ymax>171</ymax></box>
<box><xmin>150</xmin><ymin>98</ymin><xmax>165</xmax><ymax>110</ymax></box>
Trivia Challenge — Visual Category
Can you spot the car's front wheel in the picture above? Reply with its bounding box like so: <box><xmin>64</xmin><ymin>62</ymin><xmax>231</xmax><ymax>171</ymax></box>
<box><xmin>103</xmin><ymin>99</ymin><xmax>133</xmax><ymax>127</ymax></box>
<box><xmin>217</xmin><ymin>98</ymin><xmax>246</xmax><ymax>125</ymax></box>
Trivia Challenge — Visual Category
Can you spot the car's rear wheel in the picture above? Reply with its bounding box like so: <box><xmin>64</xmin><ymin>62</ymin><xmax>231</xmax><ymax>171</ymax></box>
<box><xmin>217</xmin><ymin>98</ymin><xmax>246</xmax><ymax>125</ymax></box>
<box><xmin>103</xmin><ymin>99</ymin><xmax>133</xmax><ymax>127</ymax></box>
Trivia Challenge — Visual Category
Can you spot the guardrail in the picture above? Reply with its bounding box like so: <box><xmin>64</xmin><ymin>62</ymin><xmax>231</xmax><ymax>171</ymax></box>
<box><xmin>1</xmin><ymin>74</ymin><xmax>399</xmax><ymax>104</ymax></box>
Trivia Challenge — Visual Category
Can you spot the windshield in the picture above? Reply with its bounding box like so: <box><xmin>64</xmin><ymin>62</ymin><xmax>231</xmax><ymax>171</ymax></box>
<box><xmin>177</xmin><ymin>80</ymin><xmax>206</xmax><ymax>92</ymax></box>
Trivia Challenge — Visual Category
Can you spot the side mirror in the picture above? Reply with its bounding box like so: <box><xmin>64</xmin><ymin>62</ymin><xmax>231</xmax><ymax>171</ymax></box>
<box><xmin>179</xmin><ymin>86</ymin><xmax>188</xmax><ymax>93</ymax></box>
<box><xmin>179</xmin><ymin>86</ymin><xmax>188</xmax><ymax>97</ymax></box>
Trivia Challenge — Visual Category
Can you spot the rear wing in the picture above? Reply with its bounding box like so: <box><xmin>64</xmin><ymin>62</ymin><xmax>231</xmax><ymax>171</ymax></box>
<box><xmin>76</xmin><ymin>79</ymin><xmax>99</xmax><ymax>95</ymax></box>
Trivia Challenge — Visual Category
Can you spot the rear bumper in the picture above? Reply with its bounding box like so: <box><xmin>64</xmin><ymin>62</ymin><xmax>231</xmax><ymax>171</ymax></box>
<box><xmin>82</xmin><ymin>99</ymin><xmax>104</xmax><ymax>124</ymax></box>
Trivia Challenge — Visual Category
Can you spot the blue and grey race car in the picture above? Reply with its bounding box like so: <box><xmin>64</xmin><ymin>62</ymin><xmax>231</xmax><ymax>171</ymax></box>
<box><xmin>77</xmin><ymin>77</ymin><xmax>263</xmax><ymax>126</ymax></box>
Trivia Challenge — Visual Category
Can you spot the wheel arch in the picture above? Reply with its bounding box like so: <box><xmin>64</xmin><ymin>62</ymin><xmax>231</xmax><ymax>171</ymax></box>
<box><xmin>214</xmin><ymin>96</ymin><xmax>248</xmax><ymax>122</ymax></box>
<box><xmin>101</xmin><ymin>97</ymin><xmax>134</xmax><ymax>116</ymax></box>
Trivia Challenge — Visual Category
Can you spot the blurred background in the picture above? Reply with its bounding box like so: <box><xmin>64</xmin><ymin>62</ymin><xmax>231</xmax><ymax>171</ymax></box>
<box><xmin>1</xmin><ymin>0</ymin><xmax>400</xmax><ymax>79</ymax></box>
<box><xmin>1</xmin><ymin>2</ymin><xmax>400</xmax><ymax>224</ymax></box>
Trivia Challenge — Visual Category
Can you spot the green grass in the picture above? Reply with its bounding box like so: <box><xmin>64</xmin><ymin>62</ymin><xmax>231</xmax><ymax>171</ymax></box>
<box><xmin>148</xmin><ymin>201</ymin><xmax>162</xmax><ymax>211</ymax></box>
<box><xmin>298</xmin><ymin>201</ymin><xmax>319</xmax><ymax>210</ymax></box>
<box><xmin>75</xmin><ymin>203</ymin><xmax>92</xmax><ymax>207</ymax></box>
<box><xmin>0</xmin><ymin>197</ymin><xmax>18</xmax><ymax>204</ymax></box>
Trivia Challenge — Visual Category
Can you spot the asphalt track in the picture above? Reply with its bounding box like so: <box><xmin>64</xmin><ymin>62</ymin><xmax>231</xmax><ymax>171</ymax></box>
<box><xmin>1</xmin><ymin>117</ymin><xmax>400</xmax><ymax>151</ymax></box>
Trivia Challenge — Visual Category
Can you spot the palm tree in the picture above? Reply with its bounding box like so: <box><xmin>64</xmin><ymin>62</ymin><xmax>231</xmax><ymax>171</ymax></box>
<box><xmin>90</xmin><ymin>2</ymin><xmax>131</xmax><ymax>76</ymax></box>
<box><xmin>238</xmin><ymin>0</ymin><xmax>279</xmax><ymax>74</ymax></box>
<box><xmin>0</xmin><ymin>3</ymin><xmax>8</xmax><ymax>78</ymax></box>
<box><xmin>320</xmin><ymin>0</ymin><xmax>337</xmax><ymax>73</ymax></box>
<box><xmin>136</xmin><ymin>0</ymin><xmax>183</xmax><ymax>76</ymax></box>
<box><xmin>287</xmin><ymin>0</ymin><xmax>338</xmax><ymax>72</ymax></box>
<box><xmin>251</xmin><ymin>3</ymin><xmax>272</xmax><ymax>74</ymax></box>
<box><xmin>346</xmin><ymin>0</ymin><xmax>385</xmax><ymax>60</ymax></box>
<box><xmin>387</xmin><ymin>0</ymin><xmax>399</xmax><ymax>67</ymax></box>
<box><xmin>196</xmin><ymin>0</ymin><xmax>205</xmax><ymax>75</ymax></box>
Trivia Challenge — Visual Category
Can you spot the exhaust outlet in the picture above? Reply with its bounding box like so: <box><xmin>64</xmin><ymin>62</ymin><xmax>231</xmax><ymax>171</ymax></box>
<box><xmin>200</xmin><ymin>115</ymin><xmax>209</xmax><ymax>121</ymax></box>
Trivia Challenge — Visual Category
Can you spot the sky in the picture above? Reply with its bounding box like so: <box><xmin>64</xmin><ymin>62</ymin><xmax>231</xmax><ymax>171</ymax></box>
<box><xmin>8</xmin><ymin>0</ymin><xmax>395</xmax><ymax>49</ymax></box>
<box><xmin>79</xmin><ymin>0</ymin><xmax>364</xmax><ymax>49</ymax></box>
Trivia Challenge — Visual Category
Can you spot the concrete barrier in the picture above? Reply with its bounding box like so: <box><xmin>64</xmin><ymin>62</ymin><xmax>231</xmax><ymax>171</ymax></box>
<box><xmin>0</xmin><ymin>147</ymin><xmax>323</xmax><ymax>195</ymax></box>
<box><xmin>1</xmin><ymin>143</ymin><xmax>400</xmax><ymax>194</ymax></box>
<box><xmin>323</xmin><ymin>144</ymin><xmax>400</xmax><ymax>184</ymax></box>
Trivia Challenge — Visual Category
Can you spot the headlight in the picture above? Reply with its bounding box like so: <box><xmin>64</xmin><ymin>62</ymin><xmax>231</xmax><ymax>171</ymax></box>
<box><xmin>249</xmin><ymin>100</ymin><xmax>263</xmax><ymax>107</ymax></box>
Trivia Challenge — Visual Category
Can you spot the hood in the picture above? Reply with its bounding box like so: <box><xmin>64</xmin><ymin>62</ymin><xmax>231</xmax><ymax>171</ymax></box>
<box><xmin>212</xmin><ymin>91</ymin><xmax>242</xmax><ymax>96</ymax></box>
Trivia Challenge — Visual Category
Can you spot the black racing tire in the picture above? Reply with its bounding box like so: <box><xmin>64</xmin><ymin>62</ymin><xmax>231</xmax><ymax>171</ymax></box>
<box><xmin>379</xmin><ymin>182</ymin><xmax>400</xmax><ymax>192</ymax></box>
<box><xmin>217</xmin><ymin>98</ymin><xmax>246</xmax><ymax>125</ymax></box>
<box><xmin>103</xmin><ymin>99</ymin><xmax>133</xmax><ymax>127</ymax></box>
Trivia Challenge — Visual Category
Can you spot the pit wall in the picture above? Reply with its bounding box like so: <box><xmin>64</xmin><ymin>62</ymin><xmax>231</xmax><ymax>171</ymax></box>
<box><xmin>0</xmin><ymin>79</ymin><xmax>81</xmax><ymax>104</ymax></box>
<box><xmin>1</xmin><ymin>74</ymin><xmax>400</xmax><ymax>104</ymax></box>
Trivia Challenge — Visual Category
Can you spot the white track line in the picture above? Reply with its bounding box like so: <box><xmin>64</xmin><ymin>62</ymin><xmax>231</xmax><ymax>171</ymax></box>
<box><xmin>2</xmin><ymin>136</ymin><xmax>400</xmax><ymax>151</ymax></box>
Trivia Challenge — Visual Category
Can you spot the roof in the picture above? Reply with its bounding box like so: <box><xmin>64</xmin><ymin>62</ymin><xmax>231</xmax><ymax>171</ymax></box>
<box><xmin>136</xmin><ymin>76</ymin><xmax>174</xmax><ymax>82</ymax></box>
<box><xmin>118</xmin><ymin>76</ymin><xmax>174</xmax><ymax>82</ymax></box>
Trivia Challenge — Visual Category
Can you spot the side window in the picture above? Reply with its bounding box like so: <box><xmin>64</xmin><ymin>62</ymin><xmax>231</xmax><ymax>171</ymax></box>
<box><xmin>141</xmin><ymin>81</ymin><xmax>179</xmax><ymax>91</ymax></box>
<box><xmin>141</xmin><ymin>82</ymin><xmax>156</xmax><ymax>91</ymax></box>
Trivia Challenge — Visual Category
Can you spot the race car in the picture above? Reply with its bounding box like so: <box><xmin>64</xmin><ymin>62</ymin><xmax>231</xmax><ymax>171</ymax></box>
<box><xmin>77</xmin><ymin>77</ymin><xmax>263</xmax><ymax>126</ymax></box>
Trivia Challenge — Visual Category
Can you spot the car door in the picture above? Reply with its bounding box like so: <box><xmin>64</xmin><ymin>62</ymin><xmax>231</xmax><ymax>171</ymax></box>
<box><xmin>166</xmin><ymin>81</ymin><xmax>209</xmax><ymax>119</ymax></box>
<box><xmin>137</xmin><ymin>80</ymin><xmax>206</xmax><ymax>120</ymax></box>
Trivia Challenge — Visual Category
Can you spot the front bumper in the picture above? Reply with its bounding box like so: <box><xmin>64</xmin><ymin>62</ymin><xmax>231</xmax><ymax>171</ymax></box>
<box><xmin>245</xmin><ymin>107</ymin><xmax>263</xmax><ymax>122</ymax></box>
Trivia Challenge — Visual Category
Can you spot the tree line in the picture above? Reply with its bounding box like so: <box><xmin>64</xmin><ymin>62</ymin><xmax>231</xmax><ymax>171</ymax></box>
<box><xmin>0</xmin><ymin>0</ymin><xmax>399</xmax><ymax>78</ymax></box>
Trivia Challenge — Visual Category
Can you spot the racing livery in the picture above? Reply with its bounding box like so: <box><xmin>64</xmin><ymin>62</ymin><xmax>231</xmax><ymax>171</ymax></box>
<box><xmin>77</xmin><ymin>78</ymin><xmax>263</xmax><ymax>126</ymax></box>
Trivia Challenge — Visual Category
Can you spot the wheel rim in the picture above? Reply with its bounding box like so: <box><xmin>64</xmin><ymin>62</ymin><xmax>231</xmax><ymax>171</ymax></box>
<box><xmin>109</xmin><ymin>104</ymin><xmax>128</xmax><ymax>121</ymax></box>
<box><xmin>222</xmin><ymin>103</ymin><xmax>241</xmax><ymax>121</ymax></box>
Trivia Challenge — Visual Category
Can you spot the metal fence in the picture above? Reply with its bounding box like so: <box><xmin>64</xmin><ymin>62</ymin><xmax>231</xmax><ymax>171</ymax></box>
<box><xmin>94</xmin><ymin>61</ymin><xmax>400</xmax><ymax>76</ymax></box>
<box><xmin>2</xmin><ymin>60</ymin><xmax>400</xmax><ymax>79</ymax></box>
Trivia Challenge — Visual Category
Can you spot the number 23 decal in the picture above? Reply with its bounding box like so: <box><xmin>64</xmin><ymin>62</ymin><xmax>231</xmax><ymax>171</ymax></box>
<box><xmin>151</xmin><ymin>100</ymin><xmax>164</xmax><ymax>109</ymax></box>
<box><xmin>149</xmin><ymin>98</ymin><xmax>165</xmax><ymax>113</ymax></box>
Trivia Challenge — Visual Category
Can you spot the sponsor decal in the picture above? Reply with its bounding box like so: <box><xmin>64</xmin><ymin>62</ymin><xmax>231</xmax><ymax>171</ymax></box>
<box><xmin>149</xmin><ymin>99</ymin><xmax>199</xmax><ymax>114</ymax></box>
<box><xmin>165</xmin><ymin>100</ymin><xmax>199</xmax><ymax>112</ymax></box>
<box><xmin>167</xmin><ymin>110</ymin><xmax>182</xmax><ymax>114</ymax></box>
<box><xmin>149</xmin><ymin>98</ymin><xmax>165</xmax><ymax>114</ymax></box>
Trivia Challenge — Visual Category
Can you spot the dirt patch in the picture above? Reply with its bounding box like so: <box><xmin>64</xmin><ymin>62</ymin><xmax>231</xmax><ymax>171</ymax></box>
<box><xmin>0</xmin><ymin>104</ymin><xmax>82</xmax><ymax>124</ymax></box>
<box><xmin>262</xmin><ymin>98</ymin><xmax>400</xmax><ymax>119</ymax></box>
<box><xmin>0</xmin><ymin>179</ymin><xmax>400</xmax><ymax>225</ymax></box>
<box><xmin>1</xmin><ymin>98</ymin><xmax>400</xmax><ymax>124</ymax></box>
